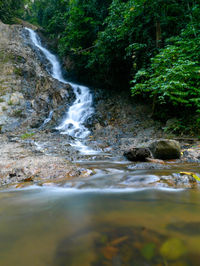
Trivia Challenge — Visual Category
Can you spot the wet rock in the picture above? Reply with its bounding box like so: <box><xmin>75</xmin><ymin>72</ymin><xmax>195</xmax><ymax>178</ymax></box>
<box><xmin>0</xmin><ymin>133</ymin><xmax>91</xmax><ymax>187</ymax></box>
<box><xmin>124</xmin><ymin>147</ymin><xmax>152</xmax><ymax>162</ymax></box>
<box><xmin>1</xmin><ymin>121</ymin><xmax>21</xmax><ymax>133</ymax></box>
<box><xmin>173</xmin><ymin>173</ymin><xmax>196</xmax><ymax>186</ymax></box>
<box><xmin>160</xmin><ymin>173</ymin><xmax>197</xmax><ymax>188</ymax></box>
<box><xmin>149</xmin><ymin>139</ymin><xmax>181</xmax><ymax>160</ymax></box>
<box><xmin>182</xmin><ymin>147</ymin><xmax>200</xmax><ymax>163</ymax></box>
<box><xmin>128</xmin><ymin>162</ymin><xmax>170</xmax><ymax>170</ymax></box>
<box><xmin>167</xmin><ymin>222</ymin><xmax>200</xmax><ymax>236</ymax></box>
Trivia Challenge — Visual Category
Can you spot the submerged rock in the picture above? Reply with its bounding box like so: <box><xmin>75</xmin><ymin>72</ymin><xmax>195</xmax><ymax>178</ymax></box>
<box><xmin>124</xmin><ymin>147</ymin><xmax>151</xmax><ymax>162</ymax></box>
<box><xmin>167</xmin><ymin>221</ymin><xmax>200</xmax><ymax>235</ymax></box>
<box><xmin>149</xmin><ymin>139</ymin><xmax>181</xmax><ymax>160</ymax></box>
<box><xmin>160</xmin><ymin>238</ymin><xmax>186</xmax><ymax>260</ymax></box>
<box><xmin>54</xmin><ymin>225</ymin><xmax>166</xmax><ymax>266</ymax></box>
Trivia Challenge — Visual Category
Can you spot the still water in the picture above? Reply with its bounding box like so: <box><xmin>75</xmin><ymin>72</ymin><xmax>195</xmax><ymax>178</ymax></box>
<box><xmin>0</xmin><ymin>187</ymin><xmax>200</xmax><ymax>266</ymax></box>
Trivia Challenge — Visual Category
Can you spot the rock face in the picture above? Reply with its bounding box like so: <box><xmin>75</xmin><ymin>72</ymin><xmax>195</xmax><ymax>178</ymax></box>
<box><xmin>124</xmin><ymin>147</ymin><xmax>152</xmax><ymax>161</ymax></box>
<box><xmin>0</xmin><ymin>20</ymin><xmax>87</xmax><ymax>188</ymax></box>
<box><xmin>0</xmin><ymin>20</ymin><xmax>74</xmax><ymax>133</ymax></box>
<box><xmin>149</xmin><ymin>139</ymin><xmax>181</xmax><ymax>160</ymax></box>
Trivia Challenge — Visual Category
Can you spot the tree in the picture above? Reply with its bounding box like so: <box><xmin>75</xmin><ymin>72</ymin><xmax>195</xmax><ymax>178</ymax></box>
<box><xmin>131</xmin><ymin>3</ymin><xmax>200</xmax><ymax>132</ymax></box>
<box><xmin>87</xmin><ymin>0</ymin><xmax>195</xmax><ymax>89</ymax></box>
<box><xmin>24</xmin><ymin>0</ymin><xmax>200</xmax><ymax>132</ymax></box>
<box><xmin>0</xmin><ymin>0</ymin><xmax>24</xmax><ymax>23</ymax></box>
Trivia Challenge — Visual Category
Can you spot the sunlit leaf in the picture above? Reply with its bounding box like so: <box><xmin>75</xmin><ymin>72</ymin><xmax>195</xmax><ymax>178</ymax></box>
<box><xmin>180</xmin><ymin>172</ymin><xmax>200</xmax><ymax>181</ymax></box>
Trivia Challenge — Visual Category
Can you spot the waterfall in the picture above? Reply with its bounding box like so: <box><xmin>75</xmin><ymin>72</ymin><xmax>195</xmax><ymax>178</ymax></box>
<box><xmin>25</xmin><ymin>28</ymin><xmax>94</xmax><ymax>140</ymax></box>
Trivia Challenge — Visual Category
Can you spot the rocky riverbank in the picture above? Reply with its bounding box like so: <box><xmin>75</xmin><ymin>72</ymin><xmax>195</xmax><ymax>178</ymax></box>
<box><xmin>1</xmin><ymin>127</ymin><xmax>199</xmax><ymax>189</ymax></box>
<box><xmin>0</xmin><ymin>132</ymin><xmax>94</xmax><ymax>188</ymax></box>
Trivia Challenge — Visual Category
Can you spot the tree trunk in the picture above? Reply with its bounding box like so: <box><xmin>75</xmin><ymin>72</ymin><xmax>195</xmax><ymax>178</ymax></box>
<box><xmin>156</xmin><ymin>20</ymin><xmax>161</xmax><ymax>48</ymax></box>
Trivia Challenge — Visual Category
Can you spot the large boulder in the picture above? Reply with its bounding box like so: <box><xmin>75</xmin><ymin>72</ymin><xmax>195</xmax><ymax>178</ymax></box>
<box><xmin>149</xmin><ymin>139</ymin><xmax>181</xmax><ymax>160</ymax></box>
<box><xmin>124</xmin><ymin>147</ymin><xmax>152</xmax><ymax>162</ymax></box>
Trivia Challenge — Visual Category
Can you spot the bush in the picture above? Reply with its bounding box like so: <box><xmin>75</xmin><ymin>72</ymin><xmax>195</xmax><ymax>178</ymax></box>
<box><xmin>131</xmin><ymin>15</ymin><xmax>200</xmax><ymax>132</ymax></box>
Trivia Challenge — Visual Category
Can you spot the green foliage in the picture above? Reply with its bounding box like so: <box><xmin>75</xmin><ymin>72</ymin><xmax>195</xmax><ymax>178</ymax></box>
<box><xmin>87</xmin><ymin>0</ymin><xmax>195</xmax><ymax>88</ymax></box>
<box><xmin>163</xmin><ymin>117</ymin><xmax>200</xmax><ymax>135</ymax></box>
<box><xmin>0</xmin><ymin>0</ymin><xmax>24</xmax><ymax>23</ymax></box>
<box><xmin>131</xmin><ymin>11</ymin><xmax>200</xmax><ymax>129</ymax></box>
<box><xmin>12</xmin><ymin>109</ymin><xmax>23</xmax><ymax>118</ymax></box>
<box><xmin>141</xmin><ymin>243</ymin><xmax>156</xmax><ymax>261</ymax></box>
<box><xmin>26</xmin><ymin>0</ymin><xmax>196</xmax><ymax>88</ymax></box>
<box><xmin>25</xmin><ymin>0</ymin><xmax>200</xmax><ymax>133</ymax></box>
<box><xmin>25</xmin><ymin>0</ymin><xmax>111</xmax><ymax>81</ymax></box>
<box><xmin>7</xmin><ymin>100</ymin><xmax>13</xmax><ymax>106</ymax></box>
<box><xmin>20</xmin><ymin>132</ymin><xmax>35</xmax><ymax>140</ymax></box>
<box><xmin>57</xmin><ymin>0</ymin><xmax>112</xmax><ymax>81</ymax></box>
<box><xmin>14</xmin><ymin>67</ymin><xmax>23</xmax><ymax>76</ymax></box>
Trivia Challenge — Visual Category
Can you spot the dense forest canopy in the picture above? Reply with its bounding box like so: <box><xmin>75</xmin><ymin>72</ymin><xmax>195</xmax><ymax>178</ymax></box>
<box><xmin>1</xmin><ymin>0</ymin><xmax>200</xmax><ymax>133</ymax></box>
<box><xmin>0</xmin><ymin>0</ymin><xmax>24</xmax><ymax>23</ymax></box>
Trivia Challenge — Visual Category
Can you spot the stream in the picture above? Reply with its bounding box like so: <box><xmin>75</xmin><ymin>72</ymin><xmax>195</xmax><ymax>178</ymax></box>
<box><xmin>1</xmin><ymin>188</ymin><xmax>200</xmax><ymax>265</ymax></box>
<box><xmin>0</xmin><ymin>29</ymin><xmax>199</xmax><ymax>266</ymax></box>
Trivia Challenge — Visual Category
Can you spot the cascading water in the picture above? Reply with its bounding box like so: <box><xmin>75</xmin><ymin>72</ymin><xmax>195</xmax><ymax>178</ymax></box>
<box><xmin>26</xmin><ymin>28</ymin><xmax>95</xmax><ymax>153</ymax></box>
<box><xmin>56</xmin><ymin>85</ymin><xmax>93</xmax><ymax>139</ymax></box>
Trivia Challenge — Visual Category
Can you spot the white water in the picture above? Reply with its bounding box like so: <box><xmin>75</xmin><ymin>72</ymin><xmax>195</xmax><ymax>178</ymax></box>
<box><xmin>40</xmin><ymin>110</ymin><xmax>53</xmax><ymax>128</ymax></box>
<box><xmin>25</xmin><ymin>28</ymin><xmax>94</xmax><ymax>140</ymax></box>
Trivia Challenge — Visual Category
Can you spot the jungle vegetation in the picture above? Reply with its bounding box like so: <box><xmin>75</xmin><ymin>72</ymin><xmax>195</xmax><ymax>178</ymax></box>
<box><xmin>0</xmin><ymin>0</ymin><xmax>24</xmax><ymax>23</ymax></box>
<box><xmin>2</xmin><ymin>0</ymin><xmax>200</xmax><ymax>133</ymax></box>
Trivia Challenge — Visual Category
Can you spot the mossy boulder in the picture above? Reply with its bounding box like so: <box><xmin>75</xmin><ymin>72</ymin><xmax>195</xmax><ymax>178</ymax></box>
<box><xmin>149</xmin><ymin>139</ymin><xmax>181</xmax><ymax>160</ymax></box>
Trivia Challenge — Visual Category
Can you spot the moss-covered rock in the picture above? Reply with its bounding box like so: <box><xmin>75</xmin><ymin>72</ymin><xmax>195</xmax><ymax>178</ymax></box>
<box><xmin>149</xmin><ymin>139</ymin><xmax>181</xmax><ymax>160</ymax></box>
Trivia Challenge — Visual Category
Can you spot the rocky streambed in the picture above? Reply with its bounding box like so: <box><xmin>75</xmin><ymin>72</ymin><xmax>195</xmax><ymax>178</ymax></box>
<box><xmin>1</xmin><ymin>128</ymin><xmax>200</xmax><ymax>190</ymax></box>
